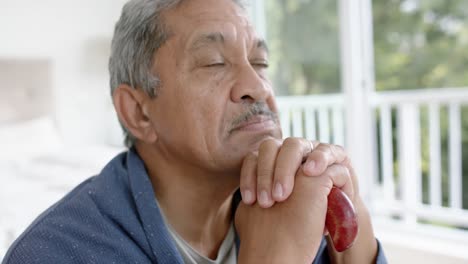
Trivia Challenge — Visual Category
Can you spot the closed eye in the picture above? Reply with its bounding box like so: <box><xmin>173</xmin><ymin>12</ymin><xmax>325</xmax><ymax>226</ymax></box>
<box><xmin>205</xmin><ymin>62</ymin><xmax>225</xmax><ymax>67</ymax></box>
<box><xmin>251</xmin><ymin>62</ymin><xmax>269</xmax><ymax>68</ymax></box>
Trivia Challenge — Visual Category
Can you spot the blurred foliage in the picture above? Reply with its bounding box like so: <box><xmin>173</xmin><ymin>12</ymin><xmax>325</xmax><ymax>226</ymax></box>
<box><xmin>265</xmin><ymin>0</ymin><xmax>340</xmax><ymax>96</ymax></box>
<box><xmin>373</xmin><ymin>0</ymin><xmax>468</xmax><ymax>91</ymax></box>
<box><xmin>265</xmin><ymin>0</ymin><xmax>468</xmax><ymax>94</ymax></box>
<box><xmin>265</xmin><ymin>0</ymin><xmax>468</xmax><ymax>209</ymax></box>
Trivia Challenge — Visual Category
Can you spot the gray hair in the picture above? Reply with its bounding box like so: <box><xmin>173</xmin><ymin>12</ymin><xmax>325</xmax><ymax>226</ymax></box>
<box><xmin>109</xmin><ymin>0</ymin><xmax>246</xmax><ymax>148</ymax></box>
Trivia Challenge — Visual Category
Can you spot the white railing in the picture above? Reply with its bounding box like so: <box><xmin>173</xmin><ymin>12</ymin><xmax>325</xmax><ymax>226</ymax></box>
<box><xmin>276</xmin><ymin>94</ymin><xmax>345</xmax><ymax>145</ymax></box>
<box><xmin>370</xmin><ymin>87</ymin><xmax>468</xmax><ymax>228</ymax></box>
<box><xmin>276</xmin><ymin>87</ymin><xmax>468</xmax><ymax>229</ymax></box>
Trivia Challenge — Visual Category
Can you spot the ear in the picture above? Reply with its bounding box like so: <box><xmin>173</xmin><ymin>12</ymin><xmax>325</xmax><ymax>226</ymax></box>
<box><xmin>112</xmin><ymin>85</ymin><xmax>158</xmax><ymax>144</ymax></box>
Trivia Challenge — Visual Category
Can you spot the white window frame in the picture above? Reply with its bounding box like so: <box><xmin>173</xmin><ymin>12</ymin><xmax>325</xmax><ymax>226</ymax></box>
<box><xmin>250</xmin><ymin>0</ymin><xmax>377</xmax><ymax>201</ymax></box>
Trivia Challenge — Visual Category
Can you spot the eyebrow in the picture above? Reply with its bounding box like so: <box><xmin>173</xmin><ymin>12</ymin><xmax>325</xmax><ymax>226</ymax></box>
<box><xmin>189</xmin><ymin>32</ymin><xmax>225</xmax><ymax>52</ymax></box>
<box><xmin>189</xmin><ymin>32</ymin><xmax>269</xmax><ymax>54</ymax></box>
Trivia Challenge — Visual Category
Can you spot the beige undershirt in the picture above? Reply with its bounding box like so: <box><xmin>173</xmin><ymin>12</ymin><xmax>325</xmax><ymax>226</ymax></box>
<box><xmin>158</xmin><ymin>200</ymin><xmax>237</xmax><ymax>264</ymax></box>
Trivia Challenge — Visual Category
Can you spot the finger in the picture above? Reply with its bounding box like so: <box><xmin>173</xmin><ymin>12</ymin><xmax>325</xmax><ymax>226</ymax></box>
<box><xmin>256</xmin><ymin>139</ymin><xmax>281</xmax><ymax>208</ymax></box>
<box><xmin>240</xmin><ymin>152</ymin><xmax>258</xmax><ymax>205</ymax></box>
<box><xmin>303</xmin><ymin>144</ymin><xmax>349</xmax><ymax>177</ymax></box>
<box><xmin>311</xmin><ymin>140</ymin><xmax>321</xmax><ymax>150</ymax></box>
<box><xmin>321</xmin><ymin>164</ymin><xmax>354</xmax><ymax>200</ymax></box>
<box><xmin>272</xmin><ymin>137</ymin><xmax>312</xmax><ymax>202</ymax></box>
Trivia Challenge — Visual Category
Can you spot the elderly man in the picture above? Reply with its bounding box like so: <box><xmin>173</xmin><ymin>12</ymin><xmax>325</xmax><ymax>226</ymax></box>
<box><xmin>3</xmin><ymin>0</ymin><xmax>386</xmax><ymax>263</ymax></box>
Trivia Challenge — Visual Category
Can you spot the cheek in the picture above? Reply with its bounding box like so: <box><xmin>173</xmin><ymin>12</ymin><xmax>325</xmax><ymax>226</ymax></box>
<box><xmin>198</xmin><ymin>100</ymin><xmax>225</xmax><ymax>130</ymax></box>
<box><xmin>178</xmin><ymin>95</ymin><xmax>221</xmax><ymax>133</ymax></box>
<box><xmin>194</xmin><ymin>70</ymin><xmax>230</xmax><ymax>95</ymax></box>
<box><xmin>188</xmin><ymin>74</ymin><xmax>232</xmax><ymax>116</ymax></box>
<box><xmin>179</xmin><ymin>68</ymin><xmax>234</xmax><ymax>132</ymax></box>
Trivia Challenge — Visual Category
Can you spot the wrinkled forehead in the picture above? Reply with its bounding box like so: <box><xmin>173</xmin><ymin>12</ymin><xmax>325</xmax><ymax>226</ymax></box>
<box><xmin>164</xmin><ymin>0</ymin><xmax>259</xmax><ymax>49</ymax></box>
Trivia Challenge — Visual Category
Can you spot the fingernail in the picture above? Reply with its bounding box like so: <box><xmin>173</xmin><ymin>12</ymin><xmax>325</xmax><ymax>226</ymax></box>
<box><xmin>273</xmin><ymin>182</ymin><xmax>283</xmax><ymax>199</ymax></box>
<box><xmin>242</xmin><ymin>189</ymin><xmax>254</xmax><ymax>204</ymax></box>
<box><xmin>259</xmin><ymin>190</ymin><xmax>270</xmax><ymax>206</ymax></box>
<box><xmin>305</xmin><ymin>160</ymin><xmax>315</xmax><ymax>173</ymax></box>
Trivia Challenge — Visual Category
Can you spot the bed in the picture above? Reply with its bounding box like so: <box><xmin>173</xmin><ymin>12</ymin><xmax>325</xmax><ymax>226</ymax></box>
<box><xmin>0</xmin><ymin>60</ymin><xmax>124</xmax><ymax>258</ymax></box>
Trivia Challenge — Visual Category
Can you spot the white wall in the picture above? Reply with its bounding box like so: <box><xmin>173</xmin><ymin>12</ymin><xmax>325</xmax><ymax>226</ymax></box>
<box><xmin>0</xmin><ymin>0</ymin><xmax>128</xmax><ymax>145</ymax></box>
<box><xmin>0</xmin><ymin>0</ymin><xmax>263</xmax><ymax>146</ymax></box>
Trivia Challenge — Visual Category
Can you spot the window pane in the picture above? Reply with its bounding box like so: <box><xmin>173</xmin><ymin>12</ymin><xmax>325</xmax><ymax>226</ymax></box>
<box><xmin>264</xmin><ymin>0</ymin><xmax>341</xmax><ymax>96</ymax></box>
<box><xmin>373</xmin><ymin>0</ymin><xmax>468</xmax><ymax>91</ymax></box>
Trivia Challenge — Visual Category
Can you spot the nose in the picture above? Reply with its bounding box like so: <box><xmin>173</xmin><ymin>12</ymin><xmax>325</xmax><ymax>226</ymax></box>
<box><xmin>230</xmin><ymin>63</ymin><xmax>272</xmax><ymax>104</ymax></box>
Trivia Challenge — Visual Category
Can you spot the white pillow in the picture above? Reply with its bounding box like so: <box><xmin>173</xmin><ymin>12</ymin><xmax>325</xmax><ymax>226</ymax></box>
<box><xmin>0</xmin><ymin>116</ymin><xmax>62</xmax><ymax>161</ymax></box>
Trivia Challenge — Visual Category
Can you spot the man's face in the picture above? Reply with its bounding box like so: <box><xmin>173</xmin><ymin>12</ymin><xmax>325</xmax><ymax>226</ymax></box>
<box><xmin>147</xmin><ymin>0</ymin><xmax>282</xmax><ymax>173</ymax></box>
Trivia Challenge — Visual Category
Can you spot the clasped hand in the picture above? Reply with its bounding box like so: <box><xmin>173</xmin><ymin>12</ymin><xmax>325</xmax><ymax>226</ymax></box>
<box><xmin>235</xmin><ymin>138</ymin><xmax>360</xmax><ymax>263</ymax></box>
<box><xmin>239</xmin><ymin>137</ymin><xmax>357</xmax><ymax>207</ymax></box>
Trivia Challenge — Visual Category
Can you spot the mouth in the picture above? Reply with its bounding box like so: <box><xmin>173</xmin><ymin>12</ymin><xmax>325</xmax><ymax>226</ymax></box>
<box><xmin>230</xmin><ymin>115</ymin><xmax>278</xmax><ymax>133</ymax></box>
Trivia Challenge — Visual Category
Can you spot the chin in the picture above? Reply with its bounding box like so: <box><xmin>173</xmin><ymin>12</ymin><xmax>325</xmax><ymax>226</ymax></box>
<box><xmin>231</xmin><ymin>134</ymin><xmax>279</xmax><ymax>160</ymax></box>
<box><xmin>222</xmin><ymin>129</ymin><xmax>281</xmax><ymax>165</ymax></box>
<box><xmin>251</xmin><ymin>131</ymin><xmax>281</xmax><ymax>148</ymax></box>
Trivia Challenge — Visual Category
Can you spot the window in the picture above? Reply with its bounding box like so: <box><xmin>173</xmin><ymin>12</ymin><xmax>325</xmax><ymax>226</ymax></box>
<box><xmin>373</xmin><ymin>0</ymin><xmax>468</xmax><ymax>91</ymax></box>
<box><xmin>261</xmin><ymin>0</ymin><xmax>341</xmax><ymax>96</ymax></box>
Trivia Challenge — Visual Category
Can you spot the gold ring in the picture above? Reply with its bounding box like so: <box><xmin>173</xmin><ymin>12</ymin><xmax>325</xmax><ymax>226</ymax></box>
<box><xmin>309</xmin><ymin>140</ymin><xmax>314</xmax><ymax>153</ymax></box>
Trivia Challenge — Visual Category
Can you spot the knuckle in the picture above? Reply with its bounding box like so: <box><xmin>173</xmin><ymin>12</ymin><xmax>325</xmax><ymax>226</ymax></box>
<box><xmin>342</xmin><ymin>166</ymin><xmax>351</xmax><ymax>178</ymax></box>
<box><xmin>328</xmin><ymin>144</ymin><xmax>349</xmax><ymax>162</ymax></box>
<box><xmin>311</xmin><ymin>140</ymin><xmax>321</xmax><ymax>148</ymax></box>
<box><xmin>342</xmin><ymin>154</ymin><xmax>352</xmax><ymax>165</ymax></box>
<box><xmin>323</xmin><ymin>164</ymin><xmax>347</xmax><ymax>177</ymax></box>
<box><xmin>272</xmin><ymin>138</ymin><xmax>283</xmax><ymax>147</ymax></box>
<box><xmin>313</xmin><ymin>143</ymin><xmax>328</xmax><ymax>154</ymax></box>
<box><xmin>329</xmin><ymin>144</ymin><xmax>339</xmax><ymax>153</ymax></box>
<box><xmin>312</xmin><ymin>148</ymin><xmax>329</xmax><ymax>160</ymax></box>
<box><xmin>240</xmin><ymin>172</ymin><xmax>255</xmax><ymax>185</ymax></box>
<box><xmin>257</xmin><ymin>167</ymin><xmax>274</xmax><ymax>181</ymax></box>
<box><xmin>239</xmin><ymin>173</ymin><xmax>253</xmax><ymax>189</ymax></box>
<box><xmin>333</xmin><ymin>144</ymin><xmax>346</xmax><ymax>153</ymax></box>
<box><xmin>260</xmin><ymin>138</ymin><xmax>281</xmax><ymax>150</ymax></box>
<box><xmin>323</xmin><ymin>146</ymin><xmax>337</xmax><ymax>161</ymax></box>
<box><xmin>330</xmin><ymin>144</ymin><xmax>345</xmax><ymax>157</ymax></box>
<box><xmin>256</xmin><ymin>179</ymin><xmax>270</xmax><ymax>189</ymax></box>
<box><xmin>283</xmin><ymin>137</ymin><xmax>301</xmax><ymax>148</ymax></box>
<box><xmin>245</xmin><ymin>152</ymin><xmax>258</xmax><ymax>162</ymax></box>
<box><xmin>273</xmin><ymin>165</ymin><xmax>289</xmax><ymax>179</ymax></box>
<box><xmin>316</xmin><ymin>142</ymin><xmax>330</xmax><ymax>149</ymax></box>
<box><xmin>331</xmin><ymin>144</ymin><xmax>351</xmax><ymax>163</ymax></box>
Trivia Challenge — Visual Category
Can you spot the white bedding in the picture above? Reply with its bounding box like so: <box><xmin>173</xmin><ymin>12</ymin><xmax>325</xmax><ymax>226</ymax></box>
<box><xmin>0</xmin><ymin>144</ymin><xmax>124</xmax><ymax>259</ymax></box>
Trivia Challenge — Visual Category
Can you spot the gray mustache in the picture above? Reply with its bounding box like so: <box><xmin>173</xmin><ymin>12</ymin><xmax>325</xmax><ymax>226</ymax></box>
<box><xmin>230</xmin><ymin>102</ymin><xmax>278</xmax><ymax>131</ymax></box>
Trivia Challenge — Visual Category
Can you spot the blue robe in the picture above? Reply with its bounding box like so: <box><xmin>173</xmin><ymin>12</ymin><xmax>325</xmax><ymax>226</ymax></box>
<box><xmin>3</xmin><ymin>148</ymin><xmax>387</xmax><ymax>263</ymax></box>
